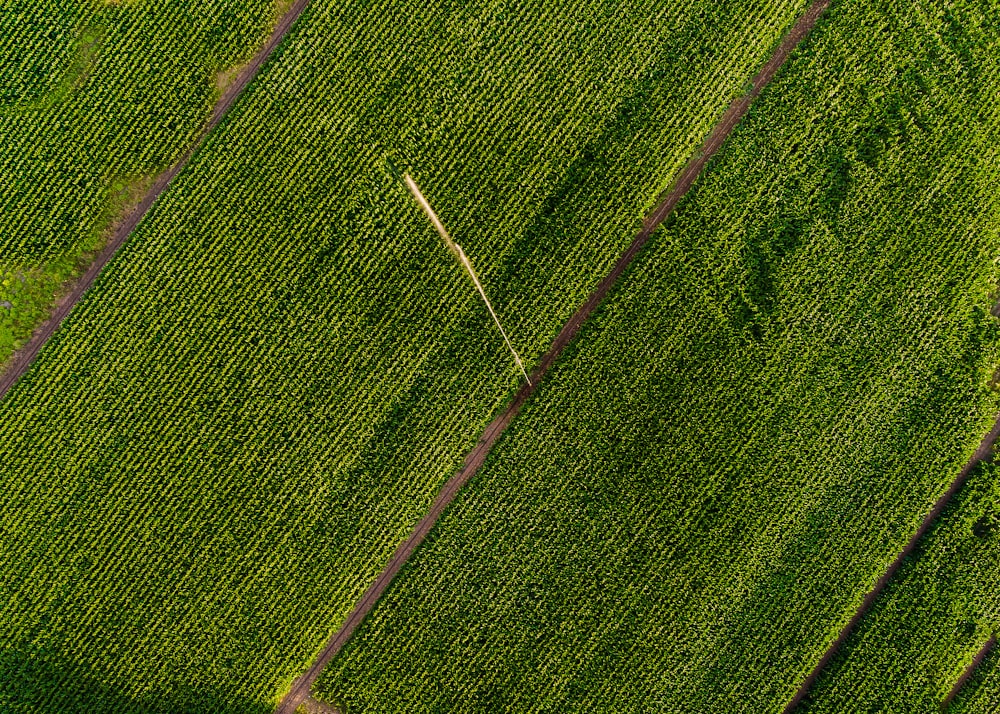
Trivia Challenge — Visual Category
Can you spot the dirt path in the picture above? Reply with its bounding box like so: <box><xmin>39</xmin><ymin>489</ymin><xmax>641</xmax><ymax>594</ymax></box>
<box><xmin>274</xmin><ymin>3</ymin><xmax>830</xmax><ymax>711</ymax></box>
<box><xmin>942</xmin><ymin>635</ymin><xmax>997</xmax><ymax>710</ymax></box>
<box><xmin>300</xmin><ymin>695</ymin><xmax>342</xmax><ymax>714</ymax></box>
<box><xmin>0</xmin><ymin>0</ymin><xmax>312</xmax><ymax>402</ymax></box>
<box><xmin>783</xmin><ymin>419</ymin><xmax>1000</xmax><ymax>712</ymax></box>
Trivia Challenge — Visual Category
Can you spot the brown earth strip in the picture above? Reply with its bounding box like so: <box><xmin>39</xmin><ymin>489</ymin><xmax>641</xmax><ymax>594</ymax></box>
<box><xmin>942</xmin><ymin>635</ymin><xmax>997</xmax><ymax>711</ymax></box>
<box><xmin>274</xmin><ymin>2</ymin><xmax>831</xmax><ymax>711</ymax></box>
<box><xmin>300</xmin><ymin>695</ymin><xmax>343</xmax><ymax>714</ymax></box>
<box><xmin>784</xmin><ymin>422</ymin><xmax>1000</xmax><ymax>713</ymax></box>
<box><xmin>0</xmin><ymin>0</ymin><xmax>312</xmax><ymax>402</ymax></box>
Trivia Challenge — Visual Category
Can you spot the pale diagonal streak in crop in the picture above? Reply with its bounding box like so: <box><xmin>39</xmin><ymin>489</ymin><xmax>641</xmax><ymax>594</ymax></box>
<box><xmin>404</xmin><ymin>174</ymin><xmax>532</xmax><ymax>385</ymax></box>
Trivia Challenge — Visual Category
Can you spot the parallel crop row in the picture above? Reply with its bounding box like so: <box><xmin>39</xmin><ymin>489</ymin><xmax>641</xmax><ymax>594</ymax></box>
<box><xmin>0</xmin><ymin>0</ymin><xmax>280</xmax><ymax>364</ymax></box>
<box><xmin>799</xmin><ymin>462</ymin><xmax>1000</xmax><ymax>712</ymax></box>
<box><xmin>315</xmin><ymin>0</ymin><xmax>1000</xmax><ymax>711</ymax></box>
<box><xmin>0</xmin><ymin>0</ymin><xmax>807</xmax><ymax>710</ymax></box>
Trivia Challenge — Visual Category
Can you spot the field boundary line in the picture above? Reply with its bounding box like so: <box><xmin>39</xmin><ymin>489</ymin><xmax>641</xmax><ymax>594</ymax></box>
<box><xmin>783</xmin><ymin>422</ymin><xmax>1000</xmax><ymax>712</ymax></box>
<box><xmin>0</xmin><ymin>0</ymin><xmax>312</xmax><ymax>402</ymax></box>
<box><xmin>274</xmin><ymin>2</ymin><xmax>830</xmax><ymax>711</ymax></box>
<box><xmin>942</xmin><ymin>635</ymin><xmax>997</xmax><ymax>711</ymax></box>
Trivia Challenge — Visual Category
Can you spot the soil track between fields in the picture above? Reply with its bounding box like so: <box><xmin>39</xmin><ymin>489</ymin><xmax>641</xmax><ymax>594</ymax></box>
<box><xmin>274</xmin><ymin>2</ymin><xmax>830</xmax><ymax>710</ymax></box>
<box><xmin>0</xmin><ymin>0</ymin><xmax>312</xmax><ymax>402</ymax></box>
<box><xmin>301</xmin><ymin>695</ymin><xmax>342</xmax><ymax>714</ymax></box>
<box><xmin>783</xmin><ymin>419</ymin><xmax>1000</xmax><ymax>712</ymax></box>
<box><xmin>942</xmin><ymin>635</ymin><xmax>997</xmax><ymax>710</ymax></box>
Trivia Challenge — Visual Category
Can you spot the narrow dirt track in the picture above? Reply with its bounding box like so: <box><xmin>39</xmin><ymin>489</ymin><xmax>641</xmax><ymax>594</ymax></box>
<box><xmin>783</xmin><ymin>419</ymin><xmax>1000</xmax><ymax>713</ymax></box>
<box><xmin>941</xmin><ymin>635</ymin><xmax>997</xmax><ymax>711</ymax></box>
<box><xmin>0</xmin><ymin>0</ymin><xmax>312</xmax><ymax>402</ymax></box>
<box><xmin>274</xmin><ymin>2</ymin><xmax>830</xmax><ymax>711</ymax></box>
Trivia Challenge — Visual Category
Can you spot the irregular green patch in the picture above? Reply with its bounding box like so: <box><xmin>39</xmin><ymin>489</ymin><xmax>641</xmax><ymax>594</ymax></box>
<box><xmin>0</xmin><ymin>0</ymin><xmax>281</xmax><ymax>366</ymax></box>
<box><xmin>0</xmin><ymin>173</ymin><xmax>153</xmax><ymax>361</ymax></box>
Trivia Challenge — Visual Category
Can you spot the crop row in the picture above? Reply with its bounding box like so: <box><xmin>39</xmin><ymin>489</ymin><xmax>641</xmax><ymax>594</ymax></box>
<box><xmin>0</xmin><ymin>0</ymin><xmax>280</xmax><ymax>365</ymax></box>
<box><xmin>0</xmin><ymin>0</ymin><xmax>807</xmax><ymax>709</ymax></box>
<box><xmin>314</xmin><ymin>0</ymin><xmax>1000</xmax><ymax>711</ymax></box>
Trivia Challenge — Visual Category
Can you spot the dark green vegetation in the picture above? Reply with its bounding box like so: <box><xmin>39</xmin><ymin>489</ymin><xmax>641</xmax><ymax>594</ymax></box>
<box><xmin>315</xmin><ymin>0</ymin><xmax>1000</xmax><ymax>710</ymax></box>
<box><xmin>0</xmin><ymin>0</ymin><xmax>809</xmax><ymax>709</ymax></box>
<box><xmin>799</xmin><ymin>464</ymin><xmax>1000</xmax><ymax>712</ymax></box>
<box><xmin>0</xmin><ymin>0</ymin><xmax>282</xmax><ymax>363</ymax></box>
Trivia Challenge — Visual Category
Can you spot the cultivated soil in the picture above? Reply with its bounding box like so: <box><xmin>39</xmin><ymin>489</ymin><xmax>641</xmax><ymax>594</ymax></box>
<box><xmin>300</xmin><ymin>695</ymin><xmax>342</xmax><ymax>714</ymax></box>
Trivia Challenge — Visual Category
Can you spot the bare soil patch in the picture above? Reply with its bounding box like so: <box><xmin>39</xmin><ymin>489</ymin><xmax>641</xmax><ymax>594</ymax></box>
<box><xmin>299</xmin><ymin>695</ymin><xmax>342</xmax><ymax>714</ymax></box>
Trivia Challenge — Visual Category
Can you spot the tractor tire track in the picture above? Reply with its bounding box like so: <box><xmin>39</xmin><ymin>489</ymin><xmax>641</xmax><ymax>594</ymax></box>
<box><xmin>0</xmin><ymin>0</ymin><xmax>312</xmax><ymax>402</ymax></box>
<box><xmin>274</xmin><ymin>2</ymin><xmax>830</xmax><ymax>710</ymax></box>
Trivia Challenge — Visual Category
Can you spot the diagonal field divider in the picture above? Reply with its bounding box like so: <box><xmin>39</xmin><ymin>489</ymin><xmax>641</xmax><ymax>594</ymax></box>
<box><xmin>0</xmin><ymin>0</ymin><xmax>313</xmax><ymax>401</ymax></box>
<box><xmin>783</xmin><ymin>420</ymin><xmax>1000</xmax><ymax>712</ymax></box>
<box><xmin>275</xmin><ymin>1</ymin><xmax>831</xmax><ymax>710</ymax></box>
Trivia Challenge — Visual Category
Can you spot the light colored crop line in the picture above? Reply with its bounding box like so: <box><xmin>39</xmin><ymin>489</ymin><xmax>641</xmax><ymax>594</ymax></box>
<box><xmin>403</xmin><ymin>174</ymin><xmax>531</xmax><ymax>385</ymax></box>
<box><xmin>0</xmin><ymin>0</ymin><xmax>313</xmax><ymax>402</ymax></box>
<box><xmin>273</xmin><ymin>2</ymin><xmax>830</xmax><ymax>711</ymax></box>
<box><xmin>942</xmin><ymin>635</ymin><xmax>997</xmax><ymax>711</ymax></box>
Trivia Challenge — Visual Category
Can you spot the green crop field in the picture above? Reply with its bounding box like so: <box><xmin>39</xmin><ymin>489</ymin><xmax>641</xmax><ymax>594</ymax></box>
<box><xmin>0</xmin><ymin>0</ymin><xmax>814</xmax><ymax>711</ymax></box>
<box><xmin>0</xmin><ymin>0</ymin><xmax>282</xmax><ymax>364</ymax></box>
<box><xmin>5</xmin><ymin>0</ymin><xmax>1000</xmax><ymax>711</ymax></box>
<box><xmin>314</xmin><ymin>0</ymin><xmax>1000</xmax><ymax>711</ymax></box>
<box><xmin>799</xmin><ymin>463</ymin><xmax>1000</xmax><ymax>712</ymax></box>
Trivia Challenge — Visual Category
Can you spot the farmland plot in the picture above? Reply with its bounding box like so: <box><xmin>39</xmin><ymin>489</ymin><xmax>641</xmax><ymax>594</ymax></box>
<box><xmin>314</xmin><ymin>0</ymin><xmax>1000</xmax><ymax>711</ymax></box>
<box><xmin>799</xmin><ymin>464</ymin><xmax>1000</xmax><ymax>712</ymax></box>
<box><xmin>0</xmin><ymin>0</ymin><xmax>808</xmax><ymax>710</ymax></box>
<box><xmin>0</xmin><ymin>0</ymin><xmax>283</xmax><ymax>365</ymax></box>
